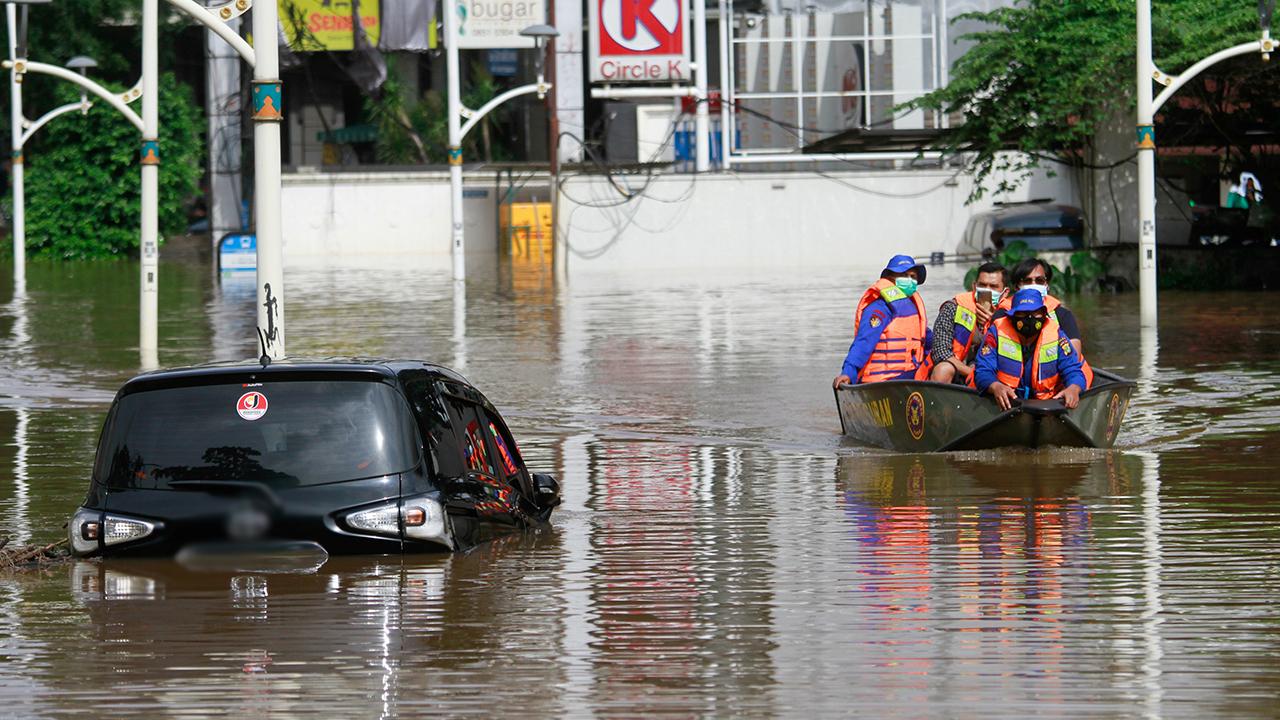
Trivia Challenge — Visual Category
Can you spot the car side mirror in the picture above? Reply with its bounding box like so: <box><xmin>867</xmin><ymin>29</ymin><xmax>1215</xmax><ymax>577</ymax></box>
<box><xmin>531</xmin><ymin>473</ymin><xmax>561</xmax><ymax>510</ymax></box>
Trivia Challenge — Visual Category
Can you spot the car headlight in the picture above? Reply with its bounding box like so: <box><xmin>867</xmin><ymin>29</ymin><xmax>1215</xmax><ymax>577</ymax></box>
<box><xmin>342</xmin><ymin>496</ymin><xmax>451</xmax><ymax>549</ymax></box>
<box><xmin>103</xmin><ymin>514</ymin><xmax>157</xmax><ymax>546</ymax></box>
<box><xmin>68</xmin><ymin>509</ymin><xmax>158</xmax><ymax>556</ymax></box>
<box><xmin>401</xmin><ymin>497</ymin><xmax>449</xmax><ymax>547</ymax></box>
<box><xmin>69</xmin><ymin>507</ymin><xmax>102</xmax><ymax>556</ymax></box>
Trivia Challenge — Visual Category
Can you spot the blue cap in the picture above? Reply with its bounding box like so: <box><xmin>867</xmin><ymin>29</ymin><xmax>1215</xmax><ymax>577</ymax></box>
<box><xmin>883</xmin><ymin>254</ymin><xmax>926</xmax><ymax>284</ymax></box>
<box><xmin>1011</xmin><ymin>288</ymin><xmax>1046</xmax><ymax>313</ymax></box>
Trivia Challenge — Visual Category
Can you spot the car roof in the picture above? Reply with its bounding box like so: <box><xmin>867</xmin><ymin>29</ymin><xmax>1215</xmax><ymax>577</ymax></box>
<box><xmin>978</xmin><ymin>202</ymin><xmax>1084</xmax><ymax>229</ymax></box>
<box><xmin>118</xmin><ymin>358</ymin><xmax>472</xmax><ymax>397</ymax></box>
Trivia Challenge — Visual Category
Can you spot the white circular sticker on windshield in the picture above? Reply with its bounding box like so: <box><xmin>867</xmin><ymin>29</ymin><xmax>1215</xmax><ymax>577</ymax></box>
<box><xmin>236</xmin><ymin>391</ymin><xmax>268</xmax><ymax>421</ymax></box>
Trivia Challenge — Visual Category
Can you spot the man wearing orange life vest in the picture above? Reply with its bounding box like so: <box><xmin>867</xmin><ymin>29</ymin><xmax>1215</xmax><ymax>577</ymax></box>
<box><xmin>832</xmin><ymin>255</ymin><xmax>933</xmax><ymax>388</ymax></box>
<box><xmin>975</xmin><ymin>289</ymin><xmax>1088</xmax><ymax>411</ymax></box>
<box><xmin>929</xmin><ymin>262</ymin><xmax>1007</xmax><ymax>385</ymax></box>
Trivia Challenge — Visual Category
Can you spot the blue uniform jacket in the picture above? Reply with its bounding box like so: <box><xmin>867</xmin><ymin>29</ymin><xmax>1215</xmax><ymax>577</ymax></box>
<box><xmin>974</xmin><ymin>326</ymin><xmax>1086</xmax><ymax>397</ymax></box>
<box><xmin>841</xmin><ymin>299</ymin><xmax>933</xmax><ymax>382</ymax></box>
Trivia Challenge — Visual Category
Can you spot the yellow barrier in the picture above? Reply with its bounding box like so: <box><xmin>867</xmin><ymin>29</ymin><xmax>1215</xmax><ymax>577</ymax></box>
<box><xmin>501</xmin><ymin>202</ymin><xmax>553</xmax><ymax>259</ymax></box>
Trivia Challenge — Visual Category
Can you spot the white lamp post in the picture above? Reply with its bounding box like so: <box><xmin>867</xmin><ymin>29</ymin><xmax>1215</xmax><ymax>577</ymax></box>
<box><xmin>446</xmin><ymin>19</ymin><xmax>557</xmax><ymax>282</ymax></box>
<box><xmin>1135</xmin><ymin>0</ymin><xmax>1276</xmax><ymax>328</ymax></box>
<box><xmin>4</xmin><ymin>0</ymin><xmax>49</xmax><ymax>292</ymax></box>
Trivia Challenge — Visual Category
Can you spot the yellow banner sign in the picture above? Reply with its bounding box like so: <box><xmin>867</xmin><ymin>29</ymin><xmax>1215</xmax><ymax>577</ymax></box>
<box><xmin>279</xmin><ymin>0</ymin><xmax>381</xmax><ymax>52</ymax></box>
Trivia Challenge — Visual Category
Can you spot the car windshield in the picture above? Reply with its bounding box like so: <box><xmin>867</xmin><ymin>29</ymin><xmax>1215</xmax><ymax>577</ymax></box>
<box><xmin>101</xmin><ymin>379</ymin><xmax>419</xmax><ymax>489</ymax></box>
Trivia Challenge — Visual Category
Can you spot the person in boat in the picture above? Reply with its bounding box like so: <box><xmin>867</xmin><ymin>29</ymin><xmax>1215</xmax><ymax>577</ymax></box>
<box><xmin>832</xmin><ymin>255</ymin><xmax>933</xmax><ymax>388</ymax></box>
<box><xmin>998</xmin><ymin>259</ymin><xmax>1083</xmax><ymax>354</ymax></box>
<box><xmin>929</xmin><ymin>262</ymin><xmax>1007</xmax><ymax>385</ymax></box>
<box><xmin>975</xmin><ymin>288</ymin><xmax>1088</xmax><ymax>411</ymax></box>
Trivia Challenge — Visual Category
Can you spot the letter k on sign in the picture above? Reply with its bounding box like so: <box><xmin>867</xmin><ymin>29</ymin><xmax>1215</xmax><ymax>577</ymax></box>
<box><xmin>600</xmin><ymin>0</ymin><xmax>683</xmax><ymax>55</ymax></box>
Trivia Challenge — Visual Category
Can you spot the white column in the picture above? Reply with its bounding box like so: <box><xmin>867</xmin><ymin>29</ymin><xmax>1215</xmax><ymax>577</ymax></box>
<box><xmin>7</xmin><ymin>5</ymin><xmax>24</xmax><ymax>290</ymax></box>
<box><xmin>1136</xmin><ymin>0</ymin><xmax>1158</xmax><ymax>328</ymax></box>
<box><xmin>205</xmin><ymin>11</ymin><xmax>242</xmax><ymax>250</ymax></box>
<box><xmin>253</xmin><ymin>0</ymin><xmax>286</xmax><ymax>357</ymax></box>
<box><xmin>140</xmin><ymin>0</ymin><xmax>160</xmax><ymax>370</ymax></box>
<box><xmin>693</xmin><ymin>0</ymin><xmax>710</xmax><ymax>172</ymax></box>
<box><xmin>553</xmin><ymin>0</ymin><xmax>584</xmax><ymax>165</ymax></box>
<box><xmin>717</xmin><ymin>0</ymin><xmax>731</xmax><ymax>170</ymax></box>
<box><xmin>446</xmin><ymin>0</ymin><xmax>466</xmax><ymax>281</ymax></box>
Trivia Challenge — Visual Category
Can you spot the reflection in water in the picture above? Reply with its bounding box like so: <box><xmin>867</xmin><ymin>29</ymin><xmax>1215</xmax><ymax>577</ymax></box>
<box><xmin>2</xmin><ymin>260</ymin><xmax>1280</xmax><ymax>714</ymax></box>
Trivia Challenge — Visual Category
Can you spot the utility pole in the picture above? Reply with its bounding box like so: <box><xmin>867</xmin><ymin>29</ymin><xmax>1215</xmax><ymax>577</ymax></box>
<box><xmin>140</xmin><ymin>0</ymin><xmax>159</xmax><ymax>369</ymax></box>
<box><xmin>446</xmin><ymin>0</ymin><xmax>466</xmax><ymax>282</ymax></box>
<box><xmin>251</xmin><ymin>0</ymin><xmax>285</xmax><ymax>358</ymax></box>
<box><xmin>6</xmin><ymin>3</ymin><xmax>25</xmax><ymax>291</ymax></box>
<box><xmin>1135</xmin><ymin>0</ymin><xmax>1157</xmax><ymax>329</ymax></box>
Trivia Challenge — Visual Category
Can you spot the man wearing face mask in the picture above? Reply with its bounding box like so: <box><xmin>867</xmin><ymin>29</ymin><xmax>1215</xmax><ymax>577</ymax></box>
<box><xmin>833</xmin><ymin>255</ymin><xmax>933</xmax><ymax>388</ymax></box>
<box><xmin>929</xmin><ymin>262</ymin><xmax>1007</xmax><ymax>385</ymax></box>
<box><xmin>975</xmin><ymin>288</ymin><xmax>1088</xmax><ymax>411</ymax></box>
<box><xmin>998</xmin><ymin>258</ymin><xmax>1083</xmax><ymax>354</ymax></box>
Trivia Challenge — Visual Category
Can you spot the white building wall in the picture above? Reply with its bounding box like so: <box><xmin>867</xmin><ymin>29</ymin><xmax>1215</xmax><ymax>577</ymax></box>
<box><xmin>558</xmin><ymin>162</ymin><xmax>1076</xmax><ymax>274</ymax></box>
<box><xmin>279</xmin><ymin>163</ymin><xmax>1075</xmax><ymax>274</ymax></box>
<box><xmin>281</xmin><ymin>170</ymin><xmax>497</xmax><ymax>269</ymax></box>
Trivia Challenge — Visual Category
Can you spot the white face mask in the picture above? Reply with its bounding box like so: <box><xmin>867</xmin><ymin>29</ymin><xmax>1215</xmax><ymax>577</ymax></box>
<box><xmin>1023</xmin><ymin>283</ymin><xmax>1049</xmax><ymax>298</ymax></box>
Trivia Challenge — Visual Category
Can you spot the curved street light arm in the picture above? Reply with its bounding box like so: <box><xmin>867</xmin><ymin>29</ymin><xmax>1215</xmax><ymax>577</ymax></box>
<box><xmin>19</xmin><ymin>99</ymin><xmax>91</xmax><ymax>146</ymax></box>
<box><xmin>162</xmin><ymin>0</ymin><xmax>256</xmax><ymax>67</ymax></box>
<box><xmin>459</xmin><ymin>82</ymin><xmax>551</xmax><ymax>141</ymax></box>
<box><xmin>5</xmin><ymin>60</ymin><xmax>143</xmax><ymax>132</ymax></box>
<box><xmin>1152</xmin><ymin>39</ymin><xmax>1269</xmax><ymax>114</ymax></box>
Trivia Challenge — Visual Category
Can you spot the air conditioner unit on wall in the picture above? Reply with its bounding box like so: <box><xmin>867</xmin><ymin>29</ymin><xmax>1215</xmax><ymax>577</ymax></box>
<box><xmin>603</xmin><ymin>102</ymin><xmax>676</xmax><ymax>164</ymax></box>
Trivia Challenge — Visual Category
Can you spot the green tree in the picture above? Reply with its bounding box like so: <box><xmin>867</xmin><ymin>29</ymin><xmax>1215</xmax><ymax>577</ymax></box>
<box><xmin>907</xmin><ymin>0</ymin><xmax>1264</xmax><ymax>199</ymax></box>
<box><xmin>24</xmin><ymin>73</ymin><xmax>204</xmax><ymax>260</ymax></box>
<box><xmin>367</xmin><ymin>63</ymin><xmax>513</xmax><ymax>165</ymax></box>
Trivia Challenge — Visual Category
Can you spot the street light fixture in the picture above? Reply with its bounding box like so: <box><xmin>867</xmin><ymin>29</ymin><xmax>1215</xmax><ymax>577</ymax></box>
<box><xmin>446</xmin><ymin>19</ymin><xmax>558</xmax><ymax>281</ymax></box>
<box><xmin>1135</xmin><ymin>0</ymin><xmax>1278</xmax><ymax>328</ymax></box>
<box><xmin>66</xmin><ymin>55</ymin><xmax>96</xmax><ymax>109</ymax></box>
<box><xmin>5</xmin><ymin>0</ymin><xmax>51</xmax><ymax>292</ymax></box>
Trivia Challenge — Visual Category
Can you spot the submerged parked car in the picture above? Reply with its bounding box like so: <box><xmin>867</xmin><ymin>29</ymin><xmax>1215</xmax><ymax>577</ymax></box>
<box><xmin>957</xmin><ymin>201</ymin><xmax>1085</xmax><ymax>257</ymax></box>
<box><xmin>68</xmin><ymin>359</ymin><xmax>560</xmax><ymax>558</ymax></box>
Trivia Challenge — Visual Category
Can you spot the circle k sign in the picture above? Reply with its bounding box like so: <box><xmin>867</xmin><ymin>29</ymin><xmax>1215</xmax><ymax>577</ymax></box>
<box><xmin>590</xmin><ymin>0</ymin><xmax>690</xmax><ymax>82</ymax></box>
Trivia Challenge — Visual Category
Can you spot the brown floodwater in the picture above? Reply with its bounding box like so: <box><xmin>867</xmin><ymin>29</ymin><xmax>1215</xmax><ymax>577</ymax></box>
<box><xmin>1</xmin><ymin>256</ymin><xmax>1279</xmax><ymax>717</ymax></box>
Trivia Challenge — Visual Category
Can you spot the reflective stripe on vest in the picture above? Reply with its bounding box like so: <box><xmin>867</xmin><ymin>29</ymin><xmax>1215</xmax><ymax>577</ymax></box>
<box><xmin>853</xmin><ymin>278</ymin><xmax>928</xmax><ymax>383</ymax></box>
<box><xmin>951</xmin><ymin>293</ymin><xmax>979</xmax><ymax>361</ymax></box>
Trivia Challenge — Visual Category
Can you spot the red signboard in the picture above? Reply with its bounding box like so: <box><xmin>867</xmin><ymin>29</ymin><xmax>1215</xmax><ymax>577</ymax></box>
<box><xmin>589</xmin><ymin>0</ymin><xmax>691</xmax><ymax>83</ymax></box>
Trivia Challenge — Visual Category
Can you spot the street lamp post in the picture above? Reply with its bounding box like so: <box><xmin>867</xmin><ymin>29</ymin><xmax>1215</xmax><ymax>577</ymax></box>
<box><xmin>139</xmin><ymin>0</ymin><xmax>159</xmax><ymax>369</ymax></box>
<box><xmin>1135</xmin><ymin>0</ymin><xmax>1276</xmax><ymax>328</ymax></box>
<box><xmin>446</xmin><ymin>18</ymin><xmax>557</xmax><ymax>282</ymax></box>
<box><xmin>4</xmin><ymin>0</ymin><xmax>49</xmax><ymax>291</ymax></box>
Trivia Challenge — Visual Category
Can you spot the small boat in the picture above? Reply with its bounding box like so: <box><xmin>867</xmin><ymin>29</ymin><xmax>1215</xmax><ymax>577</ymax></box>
<box><xmin>834</xmin><ymin>370</ymin><xmax>1135</xmax><ymax>452</ymax></box>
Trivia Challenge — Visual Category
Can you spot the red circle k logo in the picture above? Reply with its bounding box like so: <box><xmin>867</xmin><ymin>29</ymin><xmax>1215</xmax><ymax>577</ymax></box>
<box><xmin>600</xmin><ymin>0</ymin><xmax>683</xmax><ymax>54</ymax></box>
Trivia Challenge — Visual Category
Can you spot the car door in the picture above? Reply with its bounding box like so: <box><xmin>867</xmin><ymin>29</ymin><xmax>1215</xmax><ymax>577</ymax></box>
<box><xmin>441</xmin><ymin>392</ymin><xmax>522</xmax><ymax>536</ymax></box>
<box><xmin>479</xmin><ymin>407</ymin><xmax>537</xmax><ymax>520</ymax></box>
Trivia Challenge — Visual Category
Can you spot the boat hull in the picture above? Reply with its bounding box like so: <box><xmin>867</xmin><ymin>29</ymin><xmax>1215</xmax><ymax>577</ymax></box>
<box><xmin>835</xmin><ymin>371</ymin><xmax>1134</xmax><ymax>452</ymax></box>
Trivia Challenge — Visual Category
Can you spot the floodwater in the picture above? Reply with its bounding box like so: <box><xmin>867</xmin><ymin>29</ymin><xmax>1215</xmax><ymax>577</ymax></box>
<box><xmin>2</xmin><ymin>255</ymin><xmax>1280</xmax><ymax>717</ymax></box>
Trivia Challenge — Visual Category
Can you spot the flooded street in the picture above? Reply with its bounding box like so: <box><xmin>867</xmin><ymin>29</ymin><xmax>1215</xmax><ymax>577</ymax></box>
<box><xmin>2</xmin><ymin>257</ymin><xmax>1280</xmax><ymax>716</ymax></box>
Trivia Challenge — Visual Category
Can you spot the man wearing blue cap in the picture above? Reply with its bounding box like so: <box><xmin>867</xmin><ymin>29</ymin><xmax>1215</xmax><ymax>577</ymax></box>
<box><xmin>974</xmin><ymin>288</ymin><xmax>1088</xmax><ymax>410</ymax></box>
<box><xmin>833</xmin><ymin>255</ymin><xmax>933</xmax><ymax>388</ymax></box>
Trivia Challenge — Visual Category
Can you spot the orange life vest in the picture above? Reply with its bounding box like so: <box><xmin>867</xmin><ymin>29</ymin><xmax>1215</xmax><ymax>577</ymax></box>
<box><xmin>949</xmin><ymin>292</ymin><xmax>984</xmax><ymax>363</ymax></box>
<box><xmin>997</xmin><ymin>293</ymin><xmax>1093</xmax><ymax>388</ymax></box>
<box><xmin>990</xmin><ymin>315</ymin><xmax>1070</xmax><ymax>399</ymax></box>
<box><xmin>852</xmin><ymin>279</ymin><xmax>931</xmax><ymax>383</ymax></box>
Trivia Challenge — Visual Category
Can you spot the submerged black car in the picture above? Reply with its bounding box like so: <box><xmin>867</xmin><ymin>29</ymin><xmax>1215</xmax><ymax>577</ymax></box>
<box><xmin>68</xmin><ymin>359</ymin><xmax>560</xmax><ymax>558</ymax></box>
